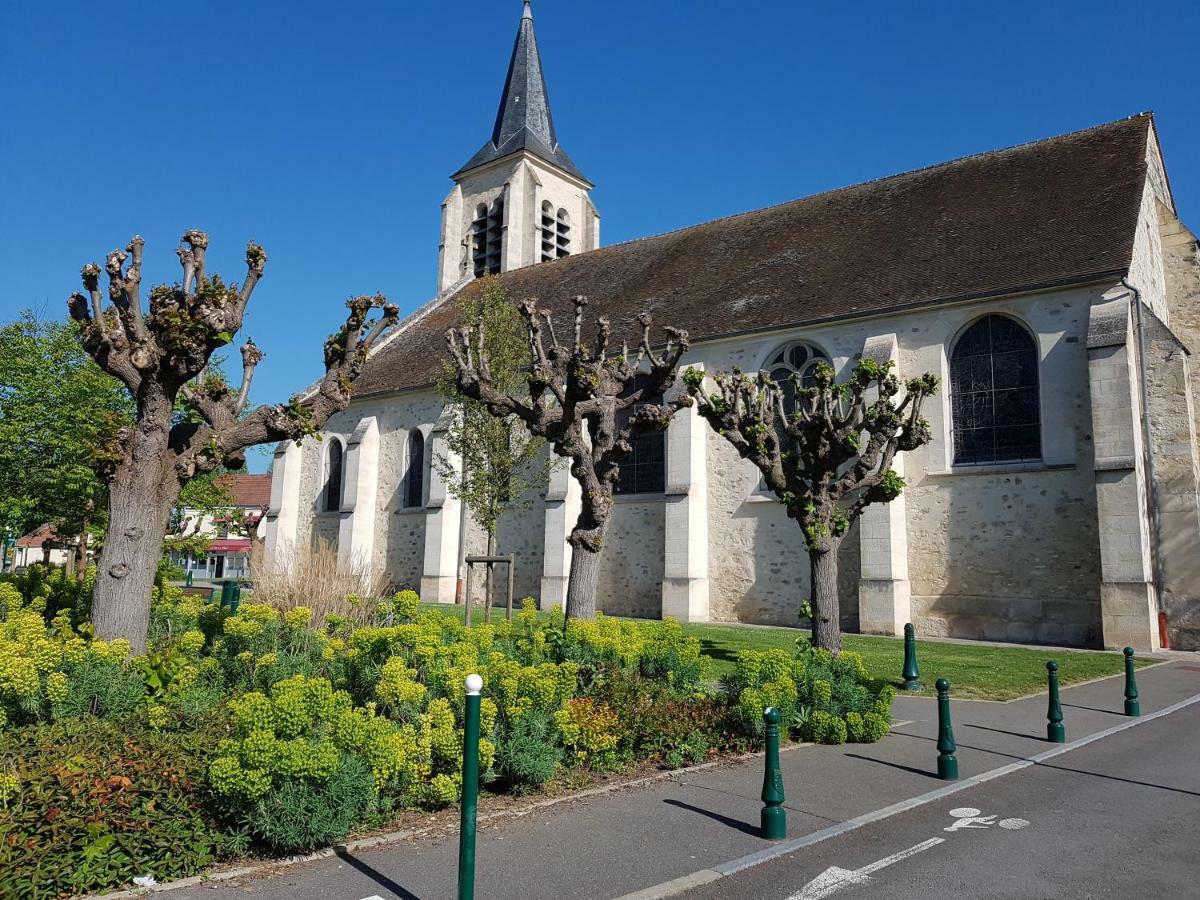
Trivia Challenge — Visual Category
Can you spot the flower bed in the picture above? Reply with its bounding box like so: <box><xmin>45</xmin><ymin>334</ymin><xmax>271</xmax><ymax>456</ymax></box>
<box><xmin>0</xmin><ymin>574</ymin><xmax>895</xmax><ymax>896</ymax></box>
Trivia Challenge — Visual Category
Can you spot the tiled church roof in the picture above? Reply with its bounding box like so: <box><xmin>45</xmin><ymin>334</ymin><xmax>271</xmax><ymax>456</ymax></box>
<box><xmin>356</xmin><ymin>114</ymin><xmax>1155</xmax><ymax>397</ymax></box>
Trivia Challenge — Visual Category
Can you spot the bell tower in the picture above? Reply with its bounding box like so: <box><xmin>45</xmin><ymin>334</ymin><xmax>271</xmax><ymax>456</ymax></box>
<box><xmin>437</xmin><ymin>1</ymin><xmax>600</xmax><ymax>296</ymax></box>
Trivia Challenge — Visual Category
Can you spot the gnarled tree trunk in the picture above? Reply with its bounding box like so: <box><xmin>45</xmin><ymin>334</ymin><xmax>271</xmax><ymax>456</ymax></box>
<box><xmin>92</xmin><ymin>393</ymin><xmax>181</xmax><ymax>652</ymax></box>
<box><xmin>809</xmin><ymin>542</ymin><xmax>843</xmax><ymax>655</ymax></box>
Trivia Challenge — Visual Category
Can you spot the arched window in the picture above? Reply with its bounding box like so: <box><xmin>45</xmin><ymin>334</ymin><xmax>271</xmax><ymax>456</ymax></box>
<box><xmin>766</xmin><ymin>342</ymin><xmax>832</xmax><ymax>415</ymax></box>
<box><xmin>405</xmin><ymin>430</ymin><xmax>425</xmax><ymax>508</ymax></box>
<box><xmin>614</xmin><ymin>396</ymin><xmax>666</xmax><ymax>495</ymax></box>
<box><xmin>323</xmin><ymin>439</ymin><xmax>343</xmax><ymax>513</ymax></box>
<box><xmin>540</xmin><ymin>200</ymin><xmax>555</xmax><ymax>262</ymax></box>
<box><xmin>950</xmin><ymin>315</ymin><xmax>1041</xmax><ymax>465</ymax></box>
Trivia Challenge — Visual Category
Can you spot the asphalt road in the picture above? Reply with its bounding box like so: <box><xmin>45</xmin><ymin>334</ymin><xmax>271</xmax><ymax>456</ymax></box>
<box><xmin>681</xmin><ymin>702</ymin><xmax>1200</xmax><ymax>900</ymax></box>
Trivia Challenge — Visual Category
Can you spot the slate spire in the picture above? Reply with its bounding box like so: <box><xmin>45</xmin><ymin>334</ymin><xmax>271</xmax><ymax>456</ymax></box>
<box><xmin>455</xmin><ymin>1</ymin><xmax>588</xmax><ymax>182</ymax></box>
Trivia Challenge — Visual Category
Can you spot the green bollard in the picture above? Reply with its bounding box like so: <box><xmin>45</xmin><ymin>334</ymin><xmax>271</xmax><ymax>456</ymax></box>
<box><xmin>936</xmin><ymin>678</ymin><xmax>958</xmax><ymax>781</ymax></box>
<box><xmin>902</xmin><ymin>623</ymin><xmax>921</xmax><ymax>690</ymax></box>
<box><xmin>185</xmin><ymin>569</ymin><xmax>193</xmax><ymax>588</ymax></box>
<box><xmin>1123</xmin><ymin>647</ymin><xmax>1140</xmax><ymax>717</ymax></box>
<box><xmin>458</xmin><ymin>673</ymin><xmax>483</xmax><ymax>900</ymax></box>
<box><xmin>760</xmin><ymin>707</ymin><xmax>786</xmax><ymax>839</ymax></box>
<box><xmin>1046</xmin><ymin>660</ymin><xmax>1065</xmax><ymax>743</ymax></box>
<box><xmin>230</xmin><ymin>582</ymin><xmax>241</xmax><ymax>615</ymax></box>
<box><xmin>220</xmin><ymin>580</ymin><xmax>235</xmax><ymax>609</ymax></box>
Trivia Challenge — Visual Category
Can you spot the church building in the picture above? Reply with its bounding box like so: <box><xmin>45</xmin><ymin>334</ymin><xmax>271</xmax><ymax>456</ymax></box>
<box><xmin>265</xmin><ymin>2</ymin><xmax>1200</xmax><ymax>652</ymax></box>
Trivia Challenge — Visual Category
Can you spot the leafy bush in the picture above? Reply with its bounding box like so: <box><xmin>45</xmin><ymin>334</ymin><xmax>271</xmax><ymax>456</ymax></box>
<box><xmin>0</xmin><ymin>717</ymin><xmax>235</xmax><ymax>899</ymax></box>
<box><xmin>594</xmin><ymin>669</ymin><xmax>752</xmax><ymax>766</ymax></box>
<box><xmin>554</xmin><ymin>697</ymin><xmax>625</xmax><ymax>770</ymax></box>
<box><xmin>0</xmin><ymin>586</ymin><xmax>138</xmax><ymax>728</ymax></box>
<box><xmin>1</xmin><ymin>563</ymin><xmax>95</xmax><ymax>628</ymax></box>
<box><xmin>724</xmin><ymin>647</ymin><xmax>893</xmax><ymax>745</ymax></box>
<box><xmin>492</xmin><ymin>708</ymin><xmax>561</xmax><ymax>793</ymax></box>
<box><xmin>244</xmin><ymin>752</ymin><xmax>375</xmax><ymax>853</ymax></box>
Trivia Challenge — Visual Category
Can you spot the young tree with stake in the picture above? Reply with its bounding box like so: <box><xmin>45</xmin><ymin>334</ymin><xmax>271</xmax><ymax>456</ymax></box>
<box><xmin>684</xmin><ymin>358</ymin><xmax>938</xmax><ymax>653</ymax></box>
<box><xmin>446</xmin><ymin>296</ymin><xmax>690</xmax><ymax>620</ymax></box>
<box><xmin>435</xmin><ymin>278</ymin><xmax>550</xmax><ymax>609</ymax></box>
<box><xmin>68</xmin><ymin>230</ymin><xmax>398</xmax><ymax>651</ymax></box>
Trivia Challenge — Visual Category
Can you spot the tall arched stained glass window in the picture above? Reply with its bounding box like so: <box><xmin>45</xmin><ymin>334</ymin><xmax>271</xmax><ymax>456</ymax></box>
<box><xmin>405</xmin><ymin>431</ymin><xmax>425</xmax><ymax>509</ymax></box>
<box><xmin>324</xmin><ymin>440</ymin><xmax>343</xmax><ymax>513</ymax></box>
<box><xmin>950</xmin><ymin>315</ymin><xmax>1041</xmax><ymax>465</ymax></box>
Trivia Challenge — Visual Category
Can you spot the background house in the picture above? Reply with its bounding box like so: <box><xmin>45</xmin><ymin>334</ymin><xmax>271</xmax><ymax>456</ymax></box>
<box><xmin>171</xmin><ymin>474</ymin><xmax>271</xmax><ymax>581</ymax></box>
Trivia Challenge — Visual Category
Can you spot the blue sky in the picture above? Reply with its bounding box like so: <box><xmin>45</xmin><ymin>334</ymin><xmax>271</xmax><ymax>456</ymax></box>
<box><xmin>2</xmin><ymin>0</ymin><xmax>1197</xmax><ymax>472</ymax></box>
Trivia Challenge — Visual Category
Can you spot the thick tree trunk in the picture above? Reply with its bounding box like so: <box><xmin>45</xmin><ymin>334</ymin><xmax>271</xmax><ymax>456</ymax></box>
<box><xmin>810</xmin><ymin>543</ymin><xmax>843</xmax><ymax>654</ymax></box>
<box><xmin>563</xmin><ymin>476</ymin><xmax>613</xmax><ymax>621</ymax></box>
<box><xmin>92</xmin><ymin>394</ymin><xmax>182</xmax><ymax>654</ymax></box>
<box><xmin>565</xmin><ymin>542</ymin><xmax>602</xmax><ymax>620</ymax></box>
<box><xmin>92</xmin><ymin>474</ymin><xmax>178</xmax><ymax>653</ymax></box>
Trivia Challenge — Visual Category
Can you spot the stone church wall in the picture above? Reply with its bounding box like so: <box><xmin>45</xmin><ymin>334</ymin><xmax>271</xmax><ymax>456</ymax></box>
<box><xmin>276</xmin><ymin>283</ymin><xmax>1153</xmax><ymax>649</ymax></box>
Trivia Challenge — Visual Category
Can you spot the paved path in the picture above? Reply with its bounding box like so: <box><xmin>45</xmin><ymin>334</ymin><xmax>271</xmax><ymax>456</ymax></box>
<box><xmin>682</xmin><ymin>702</ymin><xmax>1200</xmax><ymax>900</ymax></box>
<box><xmin>161</xmin><ymin>660</ymin><xmax>1200</xmax><ymax>900</ymax></box>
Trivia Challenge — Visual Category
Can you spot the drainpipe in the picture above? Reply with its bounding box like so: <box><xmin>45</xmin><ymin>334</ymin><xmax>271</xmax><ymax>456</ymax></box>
<box><xmin>1122</xmin><ymin>276</ymin><xmax>1170</xmax><ymax>647</ymax></box>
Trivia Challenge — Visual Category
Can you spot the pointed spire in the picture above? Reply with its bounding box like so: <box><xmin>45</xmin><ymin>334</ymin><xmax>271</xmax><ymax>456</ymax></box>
<box><xmin>455</xmin><ymin>2</ymin><xmax>587</xmax><ymax>183</ymax></box>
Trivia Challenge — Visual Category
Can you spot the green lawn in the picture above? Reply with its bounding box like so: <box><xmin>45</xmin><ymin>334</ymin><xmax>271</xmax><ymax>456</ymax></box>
<box><xmin>678</xmin><ymin>621</ymin><xmax>1152</xmax><ymax>700</ymax></box>
<box><xmin>419</xmin><ymin>603</ymin><xmax>1150</xmax><ymax>701</ymax></box>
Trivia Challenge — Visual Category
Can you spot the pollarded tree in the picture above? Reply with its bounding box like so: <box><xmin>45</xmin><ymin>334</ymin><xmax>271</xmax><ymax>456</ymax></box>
<box><xmin>684</xmin><ymin>358</ymin><xmax>938</xmax><ymax>653</ymax></box>
<box><xmin>447</xmin><ymin>297</ymin><xmax>690</xmax><ymax>620</ymax></box>
<box><xmin>68</xmin><ymin>230</ymin><xmax>398</xmax><ymax>651</ymax></box>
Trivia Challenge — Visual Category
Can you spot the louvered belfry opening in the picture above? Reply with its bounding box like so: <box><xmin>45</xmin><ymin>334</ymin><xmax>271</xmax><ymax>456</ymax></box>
<box><xmin>555</xmin><ymin>208</ymin><xmax>570</xmax><ymax>258</ymax></box>
<box><xmin>473</xmin><ymin>199</ymin><xmax>504</xmax><ymax>277</ymax></box>
<box><xmin>540</xmin><ymin>200</ymin><xmax>556</xmax><ymax>262</ymax></box>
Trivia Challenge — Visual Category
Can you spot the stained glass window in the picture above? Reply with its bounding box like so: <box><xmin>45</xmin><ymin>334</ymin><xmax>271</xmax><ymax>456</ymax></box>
<box><xmin>614</xmin><ymin>397</ymin><xmax>666</xmax><ymax>495</ymax></box>
<box><xmin>950</xmin><ymin>315</ymin><xmax>1041</xmax><ymax>465</ymax></box>
<box><xmin>324</xmin><ymin>440</ymin><xmax>343</xmax><ymax>513</ymax></box>
<box><xmin>405</xmin><ymin>431</ymin><xmax>425</xmax><ymax>508</ymax></box>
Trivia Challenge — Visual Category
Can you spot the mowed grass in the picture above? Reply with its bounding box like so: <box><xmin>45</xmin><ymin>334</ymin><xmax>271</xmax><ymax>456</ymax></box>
<box><xmin>419</xmin><ymin>603</ymin><xmax>1151</xmax><ymax>701</ymax></box>
<box><xmin>678</xmin><ymin>621</ymin><xmax>1153</xmax><ymax>700</ymax></box>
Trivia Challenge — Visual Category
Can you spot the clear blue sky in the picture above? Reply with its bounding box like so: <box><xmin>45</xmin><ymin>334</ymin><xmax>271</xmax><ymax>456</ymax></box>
<box><xmin>2</xmin><ymin>0</ymin><xmax>1197</xmax><ymax>471</ymax></box>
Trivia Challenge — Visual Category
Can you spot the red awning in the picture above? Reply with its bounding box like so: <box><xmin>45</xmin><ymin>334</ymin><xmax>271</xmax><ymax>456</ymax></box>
<box><xmin>208</xmin><ymin>539</ymin><xmax>251</xmax><ymax>553</ymax></box>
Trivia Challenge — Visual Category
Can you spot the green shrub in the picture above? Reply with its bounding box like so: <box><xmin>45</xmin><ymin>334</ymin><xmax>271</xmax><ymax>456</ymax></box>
<box><xmin>243</xmin><ymin>752</ymin><xmax>375</xmax><ymax>852</ymax></box>
<box><xmin>0</xmin><ymin>717</ymin><xmax>234</xmax><ymax>899</ymax></box>
<box><xmin>637</xmin><ymin>619</ymin><xmax>711</xmax><ymax>693</ymax></box>
<box><xmin>725</xmin><ymin>647</ymin><xmax>892</xmax><ymax>743</ymax></box>
<box><xmin>595</xmin><ymin>669</ymin><xmax>751</xmax><ymax>766</ymax></box>
<box><xmin>52</xmin><ymin>653</ymin><xmax>146</xmax><ymax>721</ymax></box>
<box><xmin>492</xmin><ymin>708</ymin><xmax>561</xmax><ymax>793</ymax></box>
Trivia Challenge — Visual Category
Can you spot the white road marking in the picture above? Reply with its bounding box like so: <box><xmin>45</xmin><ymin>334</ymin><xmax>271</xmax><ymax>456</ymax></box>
<box><xmin>999</xmin><ymin>817</ymin><xmax>1030</xmax><ymax>830</ymax></box>
<box><xmin>358</xmin><ymin>895</ymin><xmax>386</xmax><ymax>900</ymax></box>
<box><xmin>790</xmin><ymin>838</ymin><xmax>945</xmax><ymax>900</ymax></box>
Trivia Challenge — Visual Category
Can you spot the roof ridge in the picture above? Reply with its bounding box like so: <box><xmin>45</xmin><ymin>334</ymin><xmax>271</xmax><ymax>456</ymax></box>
<box><xmin>578</xmin><ymin>113</ymin><xmax>1155</xmax><ymax>259</ymax></box>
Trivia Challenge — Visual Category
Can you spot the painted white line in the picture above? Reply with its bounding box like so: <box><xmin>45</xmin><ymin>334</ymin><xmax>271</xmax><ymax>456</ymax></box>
<box><xmin>707</xmin><ymin>690</ymin><xmax>1200</xmax><ymax>879</ymax></box>
<box><xmin>789</xmin><ymin>838</ymin><xmax>945</xmax><ymax>900</ymax></box>
<box><xmin>359</xmin><ymin>896</ymin><xmax>386</xmax><ymax>900</ymax></box>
